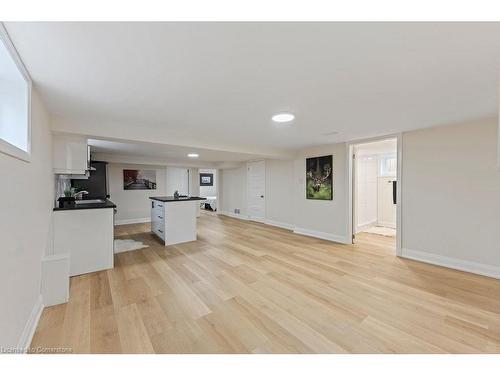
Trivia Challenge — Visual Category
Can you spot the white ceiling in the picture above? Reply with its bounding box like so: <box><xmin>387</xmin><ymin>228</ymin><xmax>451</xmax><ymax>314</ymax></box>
<box><xmin>88</xmin><ymin>138</ymin><xmax>262</xmax><ymax>164</ymax></box>
<box><xmin>4</xmin><ymin>22</ymin><xmax>500</xmax><ymax>159</ymax></box>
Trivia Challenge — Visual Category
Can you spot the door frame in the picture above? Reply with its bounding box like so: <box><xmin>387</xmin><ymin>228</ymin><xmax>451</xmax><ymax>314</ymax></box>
<box><xmin>346</xmin><ymin>133</ymin><xmax>403</xmax><ymax>256</ymax></box>
<box><xmin>246</xmin><ymin>159</ymin><xmax>266</xmax><ymax>223</ymax></box>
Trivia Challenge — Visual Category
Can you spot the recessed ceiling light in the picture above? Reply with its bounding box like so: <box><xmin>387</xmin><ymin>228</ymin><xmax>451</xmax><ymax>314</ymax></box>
<box><xmin>272</xmin><ymin>113</ymin><xmax>295</xmax><ymax>123</ymax></box>
<box><xmin>187</xmin><ymin>153</ymin><xmax>199</xmax><ymax>158</ymax></box>
<box><xmin>322</xmin><ymin>131</ymin><xmax>339</xmax><ymax>136</ymax></box>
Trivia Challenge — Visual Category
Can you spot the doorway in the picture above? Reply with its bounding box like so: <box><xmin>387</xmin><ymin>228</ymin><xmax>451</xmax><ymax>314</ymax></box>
<box><xmin>199</xmin><ymin>168</ymin><xmax>217</xmax><ymax>212</ymax></box>
<box><xmin>350</xmin><ymin>137</ymin><xmax>400</xmax><ymax>253</ymax></box>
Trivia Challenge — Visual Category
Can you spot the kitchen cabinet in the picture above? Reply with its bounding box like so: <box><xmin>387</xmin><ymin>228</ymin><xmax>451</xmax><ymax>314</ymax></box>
<box><xmin>53</xmin><ymin>134</ymin><xmax>89</xmax><ymax>175</ymax></box>
<box><xmin>52</xmin><ymin>204</ymin><xmax>115</xmax><ymax>276</ymax></box>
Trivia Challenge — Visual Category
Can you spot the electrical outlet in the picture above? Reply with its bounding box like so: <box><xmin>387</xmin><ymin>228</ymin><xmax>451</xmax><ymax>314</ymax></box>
<box><xmin>234</xmin><ymin>208</ymin><xmax>240</xmax><ymax>214</ymax></box>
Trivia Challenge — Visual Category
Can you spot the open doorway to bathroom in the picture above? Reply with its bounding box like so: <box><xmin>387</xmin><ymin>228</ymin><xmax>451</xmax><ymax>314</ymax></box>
<box><xmin>350</xmin><ymin>137</ymin><xmax>399</xmax><ymax>252</ymax></box>
<box><xmin>199</xmin><ymin>168</ymin><xmax>217</xmax><ymax>214</ymax></box>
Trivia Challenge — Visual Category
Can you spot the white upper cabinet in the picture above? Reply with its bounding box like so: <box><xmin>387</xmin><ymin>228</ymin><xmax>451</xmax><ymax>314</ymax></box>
<box><xmin>53</xmin><ymin>134</ymin><xmax>89</xmax><ymax>175</ymax></box>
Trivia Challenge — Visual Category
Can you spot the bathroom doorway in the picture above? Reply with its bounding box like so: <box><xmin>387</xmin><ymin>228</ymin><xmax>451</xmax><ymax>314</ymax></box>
<box><xmin>349</xmin><ymin>137</ymin><xmax>401</xmax><ymax>253</ymax></box>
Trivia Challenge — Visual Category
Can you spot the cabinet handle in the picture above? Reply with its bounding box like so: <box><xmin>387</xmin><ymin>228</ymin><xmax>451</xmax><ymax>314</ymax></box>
<box><xmin>158</xmin><ymin>216</ymin><xmax>163</xmax><ymax>219</ymax></box>
<box><xmin>158</xmin><ymin>229</ymin><xmax>163</xmax><ymax>233</ymax></box>
<box><xmin>158</xmin><ymin>204</ymin><xmax>163</xmax><ymax>207</ymax></box>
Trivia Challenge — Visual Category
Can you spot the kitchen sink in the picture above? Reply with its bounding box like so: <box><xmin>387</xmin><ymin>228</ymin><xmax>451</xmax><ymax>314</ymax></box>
<box><xmin>75</xmin><ymin>199</ymin><xmax>105</xmax><ymax>204</ymax></box>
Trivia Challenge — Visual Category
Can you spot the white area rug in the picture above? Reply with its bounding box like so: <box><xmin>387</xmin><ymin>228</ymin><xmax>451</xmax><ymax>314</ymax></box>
<box><xmin>114</xmin><ymin>239</ymin><xmax>149</xmax><ymax>254</ymax></box>
<box><xmin>363</xmin><ymin>226</ymin><xmax>396</xmax><ymax>237</ymax></box>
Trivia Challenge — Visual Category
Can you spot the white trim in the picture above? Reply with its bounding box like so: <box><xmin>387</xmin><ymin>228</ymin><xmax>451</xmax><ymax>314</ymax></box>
<box><xmin>402</xmin><ymin>248</ymin><xmax>500</xmax><ymax>280</ymax></box>
<box><xmin>17</xmin><ymin>294</ymin><xmax>44</xmax><ymax>353</ymax></box>
<box><xmin>377</xmin><ymin>220</ymin><xmax>396</xmax><ymax>229</ymax></box>
<box><xmin>248</xmin><ymin>216</ymin><xmax>266</xmax><ymax>224</ymax></box>
<box><xmin>114</xmin><ymin>217</ymin><xmax>151</xmax><ymax>226</ymax></box>
<box><xmin>218</xmin><ymin>210</ymin><xmax>249</xmax><ymax>221</ymax></box>
<box><xmin>0</xmin><ymin>23</ymin><xmax>32</xmax><ymax>163</ymax></box>
<box><xmin>347</xmin><ymin>144</ymin><xmax>354</xmax><ymax>244</ymax></box>
<box><xmin>355</xmin><ymin>220</ymin><xmax>378</xmax><ymax>233</ymax></box>
<box><xmin>264</xmin><ymin>219</ymin><xmax>294</xmax><ymax>230</ymax></box>
<box><xmin>220</xmin><ymin>211</ymin><xmax>348</xmax><ymax>244</ymax></box>
<box><xmin>293</xmin><ymin>227</ymin><xmax>351</xmax><ymax>244</ymax></box>
<box><xmin>396</xmin><ymin>133</ymin><xmax>403</xmax><ymax>256</ymax></box>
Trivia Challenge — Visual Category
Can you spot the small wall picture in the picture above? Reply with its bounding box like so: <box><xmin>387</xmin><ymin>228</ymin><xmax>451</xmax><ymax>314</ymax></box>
<box><xmin>123</xmin><ymin>169</ymin><xmax>157</xmax><ymax>190</ymax></box>
<box><xmin>306</xmin><ymin>155</ymin><xmax>333</xmax><ymax>200</ymax></box>
<box><xmin>200</xmin><ymin>173</ymin><xmax>213</xmax><ymax>186</ymax></box>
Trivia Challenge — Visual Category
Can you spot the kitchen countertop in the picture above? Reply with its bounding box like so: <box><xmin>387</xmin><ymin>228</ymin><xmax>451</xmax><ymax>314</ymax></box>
<box><xmin>149</xmin><ymin>196</ymin><xmax>206</xmax><ymax>202</ymax></box>
<box><xmin>53</xmin><ymin>199</ymin><xmax>116</xmax><ymax>211</ymax></box>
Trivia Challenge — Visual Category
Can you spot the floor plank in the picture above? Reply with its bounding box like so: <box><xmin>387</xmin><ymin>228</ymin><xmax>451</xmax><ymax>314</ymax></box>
<box><xmin>30</xmin><ymin>211</ymin><xmax>500</xmax><ymax>353</ymax></box>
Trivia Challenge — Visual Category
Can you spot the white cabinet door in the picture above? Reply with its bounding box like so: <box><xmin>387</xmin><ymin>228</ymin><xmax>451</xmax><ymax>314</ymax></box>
<box><xmin>53</xmin><ymin>209</ymin><xmax>114</xmax><ymax>276</ymax></box>
<box><xmin>247</xmin><ymin>160</ymin><xmax>266</xmax><ymax>221</ymax></box>
<box><xmin>53</xmin><ymin>134</ymin><xmax>88</xmax><ymax>174</ymax></box>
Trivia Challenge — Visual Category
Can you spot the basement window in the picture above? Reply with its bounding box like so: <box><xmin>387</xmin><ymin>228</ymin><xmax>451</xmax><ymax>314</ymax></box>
<box><xmin>0</xmin><ymin>24</ymin><xmax>31</xmax><ymax>162</ymax></box>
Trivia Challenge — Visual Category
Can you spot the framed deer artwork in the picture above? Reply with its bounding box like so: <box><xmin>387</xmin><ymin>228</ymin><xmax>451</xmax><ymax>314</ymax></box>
<box><xmin>306</xmin><ymin>155</ymin><xmax>333</xmax><ymax>200</ymax></box>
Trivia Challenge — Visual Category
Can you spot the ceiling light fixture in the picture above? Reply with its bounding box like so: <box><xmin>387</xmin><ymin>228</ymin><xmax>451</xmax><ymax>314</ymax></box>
<box><xmin>322</xmin><ymin>131</ymin><xmax>339</xmax><ymax>136</ymax></box>
<box><xmin>187</xmin><ymin>153</ymin><xmax>199</xmax><ymax>158</ymax></box>
<box><xmin>272</xmin><ymin>113</ymin><xmax>295</xmax><ymax>123</ymax></box>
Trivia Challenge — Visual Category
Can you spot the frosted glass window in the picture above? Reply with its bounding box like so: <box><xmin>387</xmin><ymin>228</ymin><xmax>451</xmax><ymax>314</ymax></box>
<box><xmin>379</xmin><ymin>153</ymin><xmax>397</xmax><ymax>177</ymax></box>
<box><xmin>0</xmin><ymin>25</ymin><xmax>30</xmax><ymax>160</ymax></box>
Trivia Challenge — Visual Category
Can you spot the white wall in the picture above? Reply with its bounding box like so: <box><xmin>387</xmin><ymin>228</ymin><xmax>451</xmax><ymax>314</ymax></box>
<box><xmin>199</xmin><ymin>168</ymin><xmax>217</xmax><ymax>197</ymax></box>
<box><xmin>355</xmin><ymin>155</ymin><xmax>378</xmax><ymax>231</ymax></box>
<box><xmin>401</xmin><ymin>118</ymin><xmax>500</xmax><ymax>274</ymax></box>
<box><xmin>220</xmin><ymin>165</ymin><xmax>247</xmax><ymax>216</ymax></box>
<box><xmin>265</xmin><ymin>160</ymin><xmax>294</xmax><ymax>227</ymax></box>
<box><xmin>292</xmin><ymin>143</ymin><xmax>350</xmax><ymax>243</ymax></box>
<box><xmin>218</xmin><ymin>119</ymin><xmax>500</xmax><ymax>277</ymax></box>
<box><xmin>220</xmin><ymin>145</ymin><xmax>349</xmax><ymax>243</ymax></box>
<box><xmin>0</xmin><ymin>90</ymin><xmax>53</xmax><ymax>348</ymax></box>
<box><xmin>107</xmin><ymin>163</ymin><xmax>166</xmax><ymax>224</ymax></box>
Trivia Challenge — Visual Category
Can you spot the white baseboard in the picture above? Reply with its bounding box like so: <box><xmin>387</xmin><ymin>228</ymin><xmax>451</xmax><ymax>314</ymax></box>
<box><xmin>17</xmin><ymin>294</ymin><xmax>44</xmax><ymax>353</ymax></box>
<box><xmin>218</xmin><ymin>211</ymin><xmax>249</xmax><ymax>221</ymax></box>
<box><xmin>264</xmin><ymin>219</ymin><xmax>294</xmax><ymax>230</ymax></box>
<box><xmin>355</xmin><ymin>220</ymin><xmax>377</xmax><ymax>233</ymax></box>
<box><xmin>378</xmin><ymin>220</ymin><xmax>396</xmax><ymax>229</ymax></box>
<box><xmin>219</xmin><ymin>212</ymin><xmax>348</xmax><ymax>244</ymax></box>
<box><xmin>115</xmin><ymin>217</ymin><xmax>151</xmax><ymax>226</ymax></box>
<box><xmin>293</xmin><ymin>227</ymin><xmax>351</xmax><ymax>245</ymax></box>
<box><xmin>401</xmin><ymin>248</ymin><xmax>500</xmax><ymax>279</ymax></box>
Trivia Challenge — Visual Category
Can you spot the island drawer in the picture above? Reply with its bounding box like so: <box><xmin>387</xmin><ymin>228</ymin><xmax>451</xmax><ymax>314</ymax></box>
<box><xmin>152</xmin><ymin>223</ymin><xmax>165</xmax><ymax>241</ymax></box>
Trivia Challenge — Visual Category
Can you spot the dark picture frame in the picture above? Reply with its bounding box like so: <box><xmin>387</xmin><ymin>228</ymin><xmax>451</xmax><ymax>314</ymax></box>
<box><xmin>200</xmin><ymin>173</ymin><xmax>214</xmax><ymax>186</ymax></box>
<box><xmin>306</xmin><ymin>155</ymin><xmax>333</xmax><ymax>200</ymax></box>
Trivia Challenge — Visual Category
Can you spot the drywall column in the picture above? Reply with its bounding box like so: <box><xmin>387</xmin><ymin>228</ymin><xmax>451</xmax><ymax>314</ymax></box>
<box><xmin>216</xmin><ymin>168</ymin><xmax>223</xmax><ymax>213</ymax></box>
<box><xmin>189</xmin><ymin>168</ymin><xmax>200</xmax><ymax>217</ymax></box>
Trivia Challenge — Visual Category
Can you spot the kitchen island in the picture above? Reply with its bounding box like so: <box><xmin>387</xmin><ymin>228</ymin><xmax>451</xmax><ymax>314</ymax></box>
<box><xmin>150</xmin><ymin>196</ymin><xmax>205</xmax><ymax>245</ymax></box>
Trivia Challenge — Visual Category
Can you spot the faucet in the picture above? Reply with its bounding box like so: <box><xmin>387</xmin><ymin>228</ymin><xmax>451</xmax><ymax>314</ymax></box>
<box><xmin>73</xmin><ymin>190</ymin><xmax>89</xmax><ymax>200</ymax></box>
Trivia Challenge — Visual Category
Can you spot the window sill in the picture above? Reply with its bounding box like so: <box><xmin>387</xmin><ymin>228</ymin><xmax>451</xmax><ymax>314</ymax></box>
<box><xmin>0</xmin><ymin>138</ymin><xmax>31</xmax><ymax>162</ymax></box>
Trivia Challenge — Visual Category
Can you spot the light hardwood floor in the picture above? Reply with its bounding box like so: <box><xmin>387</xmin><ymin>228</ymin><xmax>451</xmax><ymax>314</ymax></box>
<box><xmin>30</xmin><ymin>212</ymin><xmax>500</xmax><ymax>353</ymax></box>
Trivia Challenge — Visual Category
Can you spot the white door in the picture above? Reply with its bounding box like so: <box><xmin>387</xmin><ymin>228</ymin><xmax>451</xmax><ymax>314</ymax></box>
<box><xmin>166</xmin><ymin>167</ymin><xmax>189</xmax><ymax>196</ymax></box>
<box><xmin>247</xmin><ymin>160</ymin><xmax>266</xmax><ymax>221</ymax></box>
